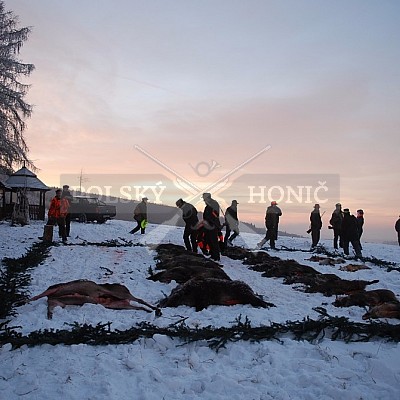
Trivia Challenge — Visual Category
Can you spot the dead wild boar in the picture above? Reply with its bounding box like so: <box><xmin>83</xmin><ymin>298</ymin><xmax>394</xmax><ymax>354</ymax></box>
<box><xmin>28</xmin><ymin>279</ymin><xmax>160</xmax><ymax>319</ymax></box>
<box><xmin>333</xmin><ymin>289</ymin><xmax>398</xmax><ymax>307</ymax></box>
<box><xmin>284</xmin><ymin>273</ymin><xmax>379</xmax><ymax>296</ymax></box>
<box><xmin>221</xmin><ymin>246</ymin><xmax>251</xmax><ymax>260</ymax></box>
<box><xmin>259</xmin><ymin>262</ymin><xmax>319</xmax><ymax>278</ymax></box>
<box><xmin>306</xmin><ymin>256</ymin><xmax>346</xmax><ymax>265</ymax></box>
<box><xmin>159</xmin><ymin>278</ymin><xmax>274</xmax><ymax>311</ymax></box>
<box><xmin>155</xmin><ymin>254</ymin><xmax>221</xmax><ymax>270</ymax></box>
<box><xmin>362</xmin><ymin>302</ymin><xmax>400</xmax><ymax>320</ymax></box>
<box><xmin>243</xmin><ymin>251</ymin><xmax>281</xmax><ymax>266</ymax></box>
<box><xmin>148</xmin><ymin>265</ymin><xmax>231</xmax><ymax>284</ymax></box>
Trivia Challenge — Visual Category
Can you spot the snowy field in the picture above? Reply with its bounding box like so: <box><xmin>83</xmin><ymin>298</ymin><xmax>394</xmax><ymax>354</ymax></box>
<box><xmin>0</xmin><ymin>219</ymin><xmax>399</xmax><ymax>400</ymax></box>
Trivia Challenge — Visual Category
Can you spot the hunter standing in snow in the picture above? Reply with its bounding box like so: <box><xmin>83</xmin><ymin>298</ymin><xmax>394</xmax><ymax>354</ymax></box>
<box><xmin>130</xmin><ymin>197</ymin><xmax>148</xmax><ymax>234</ymax></box>
<box><xmin>395</xmin><ymin>216</ymin><xmax>400</xmax><ymax>246</ymax></box>
<box><xmin>176</xmin><ymin>198</ymin><xmax>199</xmax><ymax>252</ymax></box>
<box><xmin>61</xmin><ymin>184</ymin><xmax>73</xmax><ymax>237</ymax></box>
<box><xmin>356</xmin><ymin>209</ymin><xmax>365</xmax><ymax>249</ymax></box>
<box><xmin>202</xmin><ymin>192</ymin><xmax>221</xmax><ymax>261</ymax></box>
<box><xmin>309</xmin><ymin>203</ymin><xmax>322</xmax><ymax>249</ymax></box>
<box><xmin>257</xmin><ymin>201</ymin><xmax>282</xmax><ymax>250</ymax></box>
<box><xmin>329</xmin><ymin>203</ymin><xmax>343</xmax><ymax>249</ymax></box>
<box><xmin>224</xmin><ymin>200</ymin><xmax>240</xmax><ymax>247</ymax></box>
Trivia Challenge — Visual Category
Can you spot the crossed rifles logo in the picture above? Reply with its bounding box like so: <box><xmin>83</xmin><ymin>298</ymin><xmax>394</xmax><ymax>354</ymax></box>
<box><xmin>134</xmin><ymin>144</ymin><xmax>271</xmax><ymax>207</ymax></box>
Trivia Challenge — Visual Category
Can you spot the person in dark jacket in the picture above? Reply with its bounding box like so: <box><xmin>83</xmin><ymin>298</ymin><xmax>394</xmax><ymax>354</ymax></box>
<box><xmin>257</xmin><ymin>201</ymin><xmax>282</xmax><ymax>250</ymax></box>
<box><xmin>356</xmin><ymin>209</ymin><xmax>364</xmax><ymax>249</ymax></box>
<box><xmin>395</xmin><ymin>216</ymin><xmax>400</xmax><ymax>246</ymax></box>
<box><xmin>329</xmin><ymin>203</ymin><xmax>343</xmax><ymax>249</ymax></box>
<box><xmin>176</xmin><ymin>198</ymin><xmax>199</xmax><ymax>252</ymax></box>
<box><xmin>224</xmin><ymin>200</ymin><xmax>239</xmax><ymax>247</ymax></box>
<box><xmin>61</xmin><ymin>185</ymin><xmax>73</xmax><ymax>237</ymax></box>
<box><xmin>202</xmin><ymin>192</ymin><xmax>221</xmax><ymax>261</ymax></box>
<box><xmin>130</xmin><ymin>197</ymin><xmax>148</xmax><ymax>234</ymax></box>
<box><xmin>309</xmin><ymin>204</ymin><xmax>322</xmax><ymax>249</ymax></box>
<box><xmin>341</xmin><ymin>208</ymin><xmax>362</xmax><ymax>257</ymax></box>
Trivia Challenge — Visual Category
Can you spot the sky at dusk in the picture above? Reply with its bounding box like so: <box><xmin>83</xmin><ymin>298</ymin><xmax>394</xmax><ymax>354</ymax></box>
<box><xmin>7</xmin><ymin>0</ymin><xmax>400</xmax><ymax>242</ymax></box>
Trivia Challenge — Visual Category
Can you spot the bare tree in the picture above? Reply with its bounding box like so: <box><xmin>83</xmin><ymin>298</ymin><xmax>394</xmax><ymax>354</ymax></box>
<box><xmin>0</xmin><ymin>1</ymin><xmax>35</xmax><ymax>174</ymax></box>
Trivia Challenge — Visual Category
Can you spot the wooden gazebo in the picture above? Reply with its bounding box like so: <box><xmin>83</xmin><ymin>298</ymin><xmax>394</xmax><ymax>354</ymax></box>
<box><xmin>3</xmin><ymin>166</ymin><xmax>50</xmax><ymax>221</ymax></box>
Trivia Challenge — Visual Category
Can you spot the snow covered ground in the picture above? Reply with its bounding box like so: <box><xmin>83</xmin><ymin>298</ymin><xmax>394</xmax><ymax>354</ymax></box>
<box><xmin>0</xmin><ymin>219</ymin><xmax>399</xmax><ymax>400</ymax></box>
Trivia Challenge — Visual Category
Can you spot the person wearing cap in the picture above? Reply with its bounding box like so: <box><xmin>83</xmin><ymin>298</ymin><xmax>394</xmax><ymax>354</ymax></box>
<box><xmin>329</xmin><ymin>203</ymin><xmax>343</xmax><ymax>249</ymax></box>
<box><xmin>341</xmin><ymin>208</ymin><xmax>362</xmax><ymax>258</ymax></box>
<box><xmin>257</xmin><ymin>201</ymin><xmax>282</xmax><ymax>250</ymax></box>
<box><xmin>130</xmin><ymin>197</ymin><xmax>148</xmax><ymax>234</ymax></box>
<box><xmin>47</xmin><ymin>188</ymin><xmax>68</xmax><ymax>243</ymax></box>
<box><xmin>202</xmin><ymin>192</ymin><xmax>221</xmax><ymax>261</ymax></box>
<box><xmin>176</xmin><ymin>198</ymin><xmax>199</xmax><ymax>252</ymax></box>
<box><xmin>224</xmin><ymin>200</ymin><xmax>240</xmax><ymax>247</ymax></box>
<box><xmin>309</xmin><ymin>204</ymin><xmax>322</xmax><ymax>249</ymax></box>
<box><xmin>395</xmin><ymin>216</ymin><xmax>400</xmax><ymax>246</ymax></box>
<box><xmin>61</xmin><ymin>185</ymin><xmax>73</xmax><ymax>237</ymax></box>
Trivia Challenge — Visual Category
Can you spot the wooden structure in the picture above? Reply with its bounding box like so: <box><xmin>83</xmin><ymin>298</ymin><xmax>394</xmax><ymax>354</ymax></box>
<box><xmin>1</xmin><ymin>166</ymin><xmax>50</xmax><ymax>221</ymax></box>
<box><xmin>0</xmin><ymin>180</ymin><xmax>11</xmax><ymax>220</ymax></box>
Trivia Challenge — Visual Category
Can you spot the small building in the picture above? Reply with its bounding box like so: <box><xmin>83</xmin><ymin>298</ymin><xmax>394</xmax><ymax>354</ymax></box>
<box><xmin>1</xmin><ymin>166</ymin><xmax>50</xmax><ymax>221</ymax></box>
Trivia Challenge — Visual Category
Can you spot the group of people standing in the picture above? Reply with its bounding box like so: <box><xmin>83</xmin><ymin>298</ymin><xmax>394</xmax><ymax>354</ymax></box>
<box><xmin>327</xmin><ymin>203</ymin><xmax>364</xmax><ymax>257</ymax></box>
<box><xmin>46</xmin><ymin>185</ymin><xmax>72</xmax><ymax>242</ymax></box>
<box><xmin>306</xmin><ymin>202</ymin><xmax>364</xmax><ymax>257</ymax></box>
<box><xmin>174</xmin><ymin>194</ymin><xmax>240</xmax><ymax>262</ymax></box>
<box><xmin>130</xmin><ymin>193</ymin><xmax>238</xmax><ymax>262</ymax></box>
<box><xmin>129</xmin><ymin>195</ymin><xmax>369</xmax><ymax>258</ymax></box>
<box><xmin>47</xmin><ymin>187</ymin><xmax>399</xmax><ymax>252</ymax></box>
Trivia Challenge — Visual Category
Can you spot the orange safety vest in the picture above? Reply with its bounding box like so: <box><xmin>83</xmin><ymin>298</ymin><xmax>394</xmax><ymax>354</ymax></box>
<box><xmin>48</xmin><ymin>197</ymin><xmax>61</xmax><ymax>218</ymax></box>
<box><xmin>48</xmin><ymin>197</ymin><xmax>70</xmax><ymax>218</ymax></box>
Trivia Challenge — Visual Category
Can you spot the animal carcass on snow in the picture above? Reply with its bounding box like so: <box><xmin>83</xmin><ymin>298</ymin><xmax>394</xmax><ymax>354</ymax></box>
<box><xmin>362</xmin><ymin>302</ymin><xmax>400</xmax><ymax>320</ymax></box>
<box><xmin>338</xmin><ymin>264</ymin><xmax>371</xmax><ymax>272</ymax></box>
<box><xmin>159</xmin><ymin>278</ymin><xmax>274</xmax><ymax>311</ymax></box>
<box><xmin>28</xmin><ymin>279</ymin><xmax>160</xmax><ymax>318</ymax></box>
<box><xmin>148</xmin><ymin>264</ymin><xmax>231</xmax><ymax>284</ymax></box>
<box><xmin>333</xmin><ymin>289</ymin><xmax>397</xmax><ymax>307</ymax></box>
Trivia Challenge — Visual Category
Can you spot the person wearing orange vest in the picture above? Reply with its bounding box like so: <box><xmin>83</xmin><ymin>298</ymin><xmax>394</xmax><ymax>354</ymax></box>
<box><xmin>47</xmin><ymin>188</ymin><xmax>69</xmax><ymax>242</ymax></box>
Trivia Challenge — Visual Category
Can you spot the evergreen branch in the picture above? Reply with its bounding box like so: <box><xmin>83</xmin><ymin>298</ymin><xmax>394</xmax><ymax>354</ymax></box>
<box><xmin>1</xmin><ymin>313</ymin><xmax>399</xmax><ymax>351</ymax></box>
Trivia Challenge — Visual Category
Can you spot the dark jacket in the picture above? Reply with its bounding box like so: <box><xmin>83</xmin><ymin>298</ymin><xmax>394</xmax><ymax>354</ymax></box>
<box><xmin>203</xmin><ymin>197</ymin><xmax>221</xmax><ymax>229</ymax></box>
<box><xmin>180</xmin><ymin>202</ymin><xmax>198</xmax><ymax>226</ymax></box>
<box><xmin>134</xmin><ymin>201</ymin><xmax>147</xmax><ymax>222</ymax></box>
<box><xmin>61</xmin><ymin>189</ymin><xmax>73</xmax><ymax>202</ymax></box>
<box><xmin>395</xmin><ymin>218</ymin><xmax>400</xmax><ymax>233</ymax></box>
<box><xmin>310</xmin><ymin>210</ymin><xmax>322</xmax><ymax>230</ymax></box>
<box><xmin>330</xmin><ymin>209</ymin><xmax>343</xmax><ymax>230</ymax></box>
<box><xmin>265</xmin><ymin>205</ymin><xmax>282</xmax><ymax>229</ymax></box>
<box><xmin>356</xmin><ymin>216</ymin><xmax>364</xmax><ymax>237</ymax></box>
<box><xmin>341</xmin><ymin>214</ymin><xmax>359</xmax><ymax>241</ymax></box>
<box><xmin>225</xmin><ymin>205</ymin><xmax>239</xmax><ymax>230</ymax></box>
